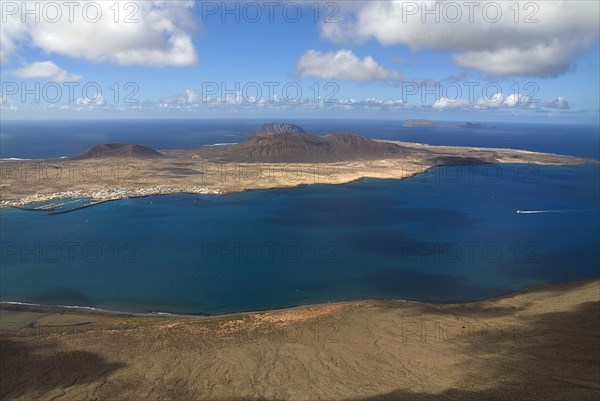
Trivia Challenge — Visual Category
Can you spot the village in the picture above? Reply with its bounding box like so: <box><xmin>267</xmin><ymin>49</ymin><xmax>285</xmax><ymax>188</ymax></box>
<box><xmin>0</xmin><ymin>186</ymin><xmax>222</xmax><ymax>208</ymax></box>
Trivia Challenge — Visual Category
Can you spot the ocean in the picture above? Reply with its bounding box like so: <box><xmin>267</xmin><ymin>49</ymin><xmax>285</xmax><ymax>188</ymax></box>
<box><xmin>0</xmin><ymin>120</ymin><xmax>599</xmax><ymax>314</ymax></box>
<box><xmin>1</xmin><ymin>119</ymin><xmax>599</xmax><ymax>159</ymax></box>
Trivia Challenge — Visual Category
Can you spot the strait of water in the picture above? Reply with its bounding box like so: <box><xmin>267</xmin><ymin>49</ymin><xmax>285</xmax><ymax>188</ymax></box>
<box><xmin>1</xmin><ymin>161</ymin><xmax>598</xmax><ymax>314</ymax></box>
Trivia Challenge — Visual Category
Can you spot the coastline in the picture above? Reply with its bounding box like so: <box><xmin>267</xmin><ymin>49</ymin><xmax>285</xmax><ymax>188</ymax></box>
<box><xmin>2</xmin><ymin>279</ymin><xmax>598</xmax><ymax>320</ymax></box>
<box><xmin>1</xmin><ymin>139</ymin><xmax>597</xmax><ymax>209</ymax></box>
<box><xmin>2</xmin><ymin>279</ymin><xmax>598</xmax><ymax>401</ymax></box>
<box><xmin>1</xmin><ymin>161</ymin><xmax>596</xmax><ymax>210</ymax></box>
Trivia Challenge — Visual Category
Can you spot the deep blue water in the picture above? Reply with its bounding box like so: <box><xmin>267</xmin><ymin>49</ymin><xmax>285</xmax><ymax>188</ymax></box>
<box><xmin>1</xmin><ymin>119</ymin><xmax>599</xmax><ymax>159</ymax></box>
<box><xmin>1</xmin><ymin>164</ymin><xmax>598</xmax><ymax>314</ymax></box>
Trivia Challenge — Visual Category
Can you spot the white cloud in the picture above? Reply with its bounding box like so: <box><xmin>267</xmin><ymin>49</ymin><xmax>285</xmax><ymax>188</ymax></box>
<box><xmin>504</xmin><ymin>93</ymin><xmax>529</xmax><ymax>108</ymax></box>
<box><xmin>10</xmin><ymin>61</ymin><xmax>82</xmax><ymax>82</ymax></box>
<box><xmin>476</xmin><ymin>93</ymin><xmax>507</xmax><ymax>109</ymax></box>
<box><xmin>296</xmin><ymin>50</ymin><xmax>403</xmax><ymax>82</ymax></box>
<box><xmin>1</xmin><ymin>1</ymin><xmax>198</xmax><ymax>67</ymax></box>
<box><xmin>160</xmin><ymin>88</ymin><xmax>571</xmax><ymax>114</ymax></box>
<box><xmin>429</xmin><ymin>93</ymin><xmax>572</xmax><ymax>111</ymax></box>
<box><xmin>337</xmin><ymin>97</ymin><xmax>409</xmax><ymax>110</ymax></box>
<box><xmin>76</xmin><ymin>94</ymin><xmax>105</xmax><ymax>107</ymax></box>
<box><xmin>184</xmin><ymin>89</ymin><xmax>200</xmax><ymax>104</ymax></box>
<box><xmin>544</xmin><ymin>96</ymin><xmax>570</xmax><ymax>110</ymax></box>
<box><xmin>0</xmin><ymin>100</ymin><xmax>18</xmax><ymax>111</ymax></box>
<box><xmin>0</xmin><ymin>4</ymin><xmax>28</xmax><ymax>64</ymax></box>
<box><xmin>432</xmin><ymin>98</ymin><xmax>470</xmax><ymax>110</ymax></box>
<box><xmin>320</xmin><ymin>1</ymin><xmax>599</xmax><ymax>76</ymax></box>
<box><xmin>1</xmin><ymin>88</ymin><xmax>577</xmax><ymax>116</ymax></box>
<box><xmin>160</xmin><ymin>88</ymin><xmax>243</xmax><ymax>108</ymax></box>
<box><xmin>159</xmin><ymin>88</ymin><xmax>411</xmax><ymax>112</ymax></box>
<box><xmin>452</xmin><ymin>44</ymin><xmax>581</xmax><ymax>77</ymax></box>
<box><xmin>475</xmin><ymin>93</ymin><xmax>534</xmax><ymax>109</ymax></box>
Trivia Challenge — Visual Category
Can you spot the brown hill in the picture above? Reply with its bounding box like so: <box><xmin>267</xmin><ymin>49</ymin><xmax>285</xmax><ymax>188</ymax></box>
<box><xmin>204</xmin><ymin>132</ymin><xmax>411</xmax><ymax>162</ymax></box>
<box><xmin>70</xmin><ymin>143</ymin><xmax>164</xmax><ymax>160</ymax></box>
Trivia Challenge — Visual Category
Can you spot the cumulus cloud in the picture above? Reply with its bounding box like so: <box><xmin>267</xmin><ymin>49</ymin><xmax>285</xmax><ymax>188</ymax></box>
<box><xmin>0</xmin><ymin>5</ymin><xmax>28</xmax><ymax>64</ymax></box>
<box><xmin>337</xmin><ymin>97</ymin><xmax>409</xmax><ymax>110</ymax></box>
<box><xmin>156</xmin><ymin>88</ymin><xmax>573</xmax><ymax>115</ymax></box>
<box><xmin>544</xmin><ymin>96</ymin><xmax>570</xmax><ymax>110</ymax></box>
<box><xmin>296</xmin><ymin>50</ymin><xmax>403</xmax><ymax>82</ymax></box>
<box><xmin>0</xmin><ymin>99</ymin><xmax>18</xmax><ymax>111</ymax></box>
<box><xmin>160</xmin><ymin>89</ymin><xmax>243</xmax><ymax>108</ymax></box>
<box><xmin>475</xmin><ymin>93</ymin><xmax>534</xmax><ymax>109</ymax></box>
<box><xmin>10</xmin><ymin>61</ymin><xmax>82</xmax><ymax>82</ymax></box>
<box><xmin>428</xmin><ymin>92</ymin><xmax>572</xmax><ymax>111</ymax></box>
<box><xmin>1</xmin><ymin>0</ymin><xmax>197</xmax><ymax>66</ymax></box>
<box><xmin>1</xmin><ymin>86</ymin><xmax>575</xmax><ymax>116</ymax></box>
<box><xmin>319</xmin><ymin>1</ymin><xmax>599</xmax><ymax>77</ymax></box>
<box><xmin>159</xmin><ymin>88</ymin><xmax>411</xmax><ymax>112</ymax></box>
<box><xmin>452</xmin><ymin>45</ymin><xmax>581</xmax><ymax>77</ymax></box>
<box><xmin>432</xmin><ymin>98</ymin><xmax>470</xmax><ymax>110</ymax></box>
<box><xmin>76</xmin><ymin>94</ymin><xmax>106</xmax><ymax>107</ymax></box>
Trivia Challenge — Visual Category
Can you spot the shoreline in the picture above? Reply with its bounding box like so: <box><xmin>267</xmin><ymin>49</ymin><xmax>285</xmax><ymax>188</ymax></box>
<box><xmin>1</xmin><ymin>138</ymin><xmax>598</xmax><ymax>209</ymax></box>
<box><xmin>1</xmin><ymin>160</ymin><xmax>597</xmax><ymax>210</ymax></box>
<box><xmin>2</xmin><ymin>281</ymin><xmax>598</xmax><ymax>400</ymax></box>
<box><xmin>2</xmin><ymin>279</ymin><xmax>598</xmax><ymax>320</ymax></box>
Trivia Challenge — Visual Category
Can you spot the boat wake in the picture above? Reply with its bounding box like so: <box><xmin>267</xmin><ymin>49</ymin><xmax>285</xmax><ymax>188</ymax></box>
<box><xmin>516</xmin><ymin>209</ymin><xmax>600</xmax><ymax>214</ymax></box>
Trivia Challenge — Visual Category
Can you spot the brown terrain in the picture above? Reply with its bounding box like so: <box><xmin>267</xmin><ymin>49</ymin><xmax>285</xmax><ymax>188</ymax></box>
<box><xmin>69</xmin><ymin>143</ymin><xmax>165</xmax><ymax>160</ymax></box>
<box><xmin>201</xmin><ymin>132</ymin><xmax>409</xmax><ymax>162</ymax></box>
<box><xmin>0</xmin><ymin>123</ymin><xmax>596</xmax><ymax>207</ymax></box>
<box><xmin>1</xmin><ymin>280</ymin><xmax>598</xmax><ymax>400</ymax></box>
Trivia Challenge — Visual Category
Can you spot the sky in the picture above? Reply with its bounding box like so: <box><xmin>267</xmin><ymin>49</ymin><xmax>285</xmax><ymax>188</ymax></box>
<box><xmin>0</xmin><ymin>0</ymin><xmax>599</xmax><ymax>122</ymax></box>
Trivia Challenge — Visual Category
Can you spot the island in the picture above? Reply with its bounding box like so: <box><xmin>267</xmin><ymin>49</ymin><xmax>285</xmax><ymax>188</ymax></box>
<box><xmin>0</xmin><ymin>122</ymin><xmax>596</xmax><ymax>208</ymax></box>
<box><xmin>403</xmin><ymin>119</ymin><xmax>439</xmax><ymax>127</ymax></box>
<box><xmin>403</xmin><ymin>120</ymin><xmax>495</xmax><ymax>129</ymax></box>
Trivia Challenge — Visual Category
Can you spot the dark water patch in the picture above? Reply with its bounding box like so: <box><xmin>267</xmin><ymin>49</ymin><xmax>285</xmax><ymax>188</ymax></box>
<box><xmin>1</xmin><ymin>164</ymin><xmax>598</xmax><ymax>314</ymax></box>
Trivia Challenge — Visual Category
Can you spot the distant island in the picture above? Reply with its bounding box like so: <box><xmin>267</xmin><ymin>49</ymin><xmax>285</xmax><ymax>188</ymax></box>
<box><xmin>458</xmin><ymin>122</ymin><xmax>483</xmax><ymax>129</ymax></box>
<box><xmin>403</xmin><ymin>119</ymin><xmax>439</xmax><ymax>127</ymax></box>
<box><xmin>258</xmin><ymin>122</ymin><xmax>307</xmax><ymax>134</ymax></box>
<box><xmin>403</xmin><ymin>120</ymin><xmax>495</xmax><ymax>129</ymax></box>
<box><xmin>0</xmin><ymin>122</ymin><xmax>595</xmax><ymax>208</ymax></box>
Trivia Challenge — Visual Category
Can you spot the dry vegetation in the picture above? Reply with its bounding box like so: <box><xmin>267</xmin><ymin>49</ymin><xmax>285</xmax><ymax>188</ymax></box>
<box><xmin>1</xmin><ymin>280</ymin><xmax>599</xmax><ymax>400</ymax></box>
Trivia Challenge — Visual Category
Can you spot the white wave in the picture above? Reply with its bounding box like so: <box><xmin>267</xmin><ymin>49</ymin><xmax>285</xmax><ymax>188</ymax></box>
<box><xmin>203</xmin><ymin>142</ymin><xmax>239</xmax><ymax>147</ymax></box>
<box><xmin>517</xmin><ymin>209</ymin><xmax>600</xmax><ymax>214</ymax></box>
<box><xmin>0</xmin><ymin>300</ymin><xmax>178</xmax><ymax>316</ymax></box>
<box><xmin>0</xmin><ymin>157</ymin><xmax>67</xmax><ymax>160</ymax></box>
<box><xmin>1</xmin><ymin>301</ymin><xmax>104</xmax><ymax>311</ymax></box>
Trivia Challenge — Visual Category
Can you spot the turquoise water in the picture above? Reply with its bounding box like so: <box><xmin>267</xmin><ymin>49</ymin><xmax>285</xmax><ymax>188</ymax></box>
<box><xmin>1</xmin><ymin>164</ymin><xmax>599</xmax><ymax>314</ymax></box>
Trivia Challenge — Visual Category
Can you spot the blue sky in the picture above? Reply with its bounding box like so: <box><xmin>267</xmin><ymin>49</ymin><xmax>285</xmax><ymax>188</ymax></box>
<box><xmin>1</xmin><ymin>0</ymin><xmax>599</xmax><ymax>122</ymax></box>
